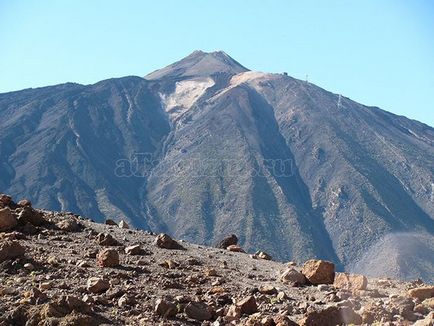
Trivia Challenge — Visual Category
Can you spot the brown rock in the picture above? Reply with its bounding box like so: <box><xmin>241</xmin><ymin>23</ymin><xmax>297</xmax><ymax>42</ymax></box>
<box><xmin>333</xmin><ymin>272</ymin><xmax>368</xmax><ymax>291</ymax></box>
<box><xmin>299</xmin><ymin>306</ymin><xmax>362</xmax><ymax>326</ymax></box>
<box><xmin>280</xmin><ymin>268</ymin><xmax>307</xmax><ymax>286</ymax></box>
<box><xmin>301</xmin><ymin>259</ymin><xmax>335</xmax><ymax>285</ymax></box>
<box><xmin>86</xmin><ymin>277</ymin><xmax>110</xmax><ymax>293</ymax></box>
<box><xmin>259</xmin><ymin>285</ymin><xmax>278</xmax><ymax>295</ymax></box>
<box><xmin>154</xmin><ymin>233</ymin><xmax>184</xmax><ymax>250</ymax></box>
<box><xmin>105</xmin><ymin>219</ymin><xmax>118</xmax><ymax>226</ymax></box>
<box><xmin>97</xmin><ymin>233</ymin><xmax>121</xmax><ymax>246</ymax></box>
<box><xmin>273</xmin><ymin>315</ymin><xmax>299</xmax><ymax>326</ymax></box>
<box><xmin>217</xmin><ymin>234</ymin><xmax>238</xmax><ymax>249</ymax></box>
<box><xmin>408</xmin><ymin>286</ymin><xmax>434</xmax><ymax>301</ymax></box>
<box><xmin>185</xmin><ymin>301</ymin><xmax>212</xmax><ymax>321</ymax></box>
<box><xmin>96</xmin><ymin>249</ymin><xmax>119</xmax><ymax>267</ymax></box>
<box><xmin>227</xmin><ymin>245</ymin><xmax>245</xmax><ymax>253</ymax></box>
<box><xmin>236</xmin><ymin>295</ymin><xmax>257</xmax><ymax>315</ymax></box>
<box><xmin>125</xmin><ymin>244</ymin><xmax>145</xmax><ymax>255</ymax></box>
<box><xmin>360</xmin><ymin>302</ymin><xmax>392</xmax><ymax>324</ymax></box>
<box><xmin>17</xmin><ymin>206</ymin><xmax>44</xmax><ymax>226</ymax></box>
<box><xmin>56</xmin><ymin>218</ymin><xmax>81</xmax><ymax>232</ymax></box>
<box><xmin>0</xmin><ymin>194</ymin><xmax>12</xmax><ymax>207</ymax></box>
<box><xmin>0</xmin><ymin>240</ymin><xmax>25</xmax><ymax>262</ymax></box>
<box><xmin>0</xmin><ymin>208</ymin><xmax>18</xmax><ymax>232</ymax></box>
<box><xmin>155</xmin><ymin>298</ymin><xmax>177</xmax><ymax>317</ymax></box>
<box><xmin>422</xmin><ymin>297</ymin><xmax>434</xmax><ymax>309</ymax></box>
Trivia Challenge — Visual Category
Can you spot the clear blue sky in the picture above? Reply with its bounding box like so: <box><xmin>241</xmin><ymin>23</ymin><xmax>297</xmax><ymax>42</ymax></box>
<box><xmin>1</xmin><ymin>0</ymin><xmax>433</xmax><ymax>126</ymax></box>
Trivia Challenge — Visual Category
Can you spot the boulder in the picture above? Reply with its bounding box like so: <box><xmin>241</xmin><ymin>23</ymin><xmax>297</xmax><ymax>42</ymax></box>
<box><xmin>333</xmin><ymin>272</ymin><xmax>368</xmax><ymax>291</ymax></box>
<box><xmin>409</xmin><ymin>286</ymin><xmax>434</xmax><ymax>301</ymax></box>
<box><xmin>236</xmin><ymin>295</ymin><xmax>257</xmax><ymax>315</ymax></box>
<box><xmin>0</xmin><ymin>208</ymin><xmax>17</xmax><ymax>232</ymax></box>
<box><xmin>154</xmin><ymin>233</ymin><xmax>184</xmax><ymax>250</ymax></box>
<box><xmin>280</xmin><ymin>268</ymin><xmax>307</xmax><ymax>286</ymax></box>
<box><xmin>301</xmin><ymin>259</ymin><xmax>335</xmax><ymax>285</ymax></box>
<box><xmin>105</xmin><ymin>219</ymin><xmax>118</xmax><ymax>226</ymax></box>
<box><xmin>17</xmin><ymin>206</ymin><xmax>45</xmax><ymax>226</ymax></box>
<box><xmin>217</xmin><ymin>234</ymin><xmax>238</xmax><ymax>249</ymax></box>
<box><xmin>0</xmin><ymin>240</ymin><xmax>25</xmax><ymax>262</ymax></box>
<box><xmin>97</xmin><ymin>249</ymin><xmax>119</xmax><ymax>267</ymax></box>
<box><xmin>299</xmin><ymin>306</ymin><xmax>362</xmax><ymax>326</ymax></box>
<box><xmin>185</xmin><ymin>301</ymin><xmax>212</xmax><ymax>321</ymax></box>
<box><xmin>97</xmin><ymin>233</ymin><xmax>121</xmax><ymax>246</ymax></box>
<box><xmin>155</xmin><ymin>298</ymin><xmax>177</xmax><ymax>317</ymax></box>
<box><xmin>56</xmin><ymin>218</ymin><xmax>81</xmax><ymax>232</ymax></box>
<box><xmin>86</xmin><ymin>277</ymin><xmax>110</xmax><ymax>293</ymax></box>
<box><xmin>0</xmin><ymin>194</ymin><xmax>12</xmax><ymax>207</ymax></box>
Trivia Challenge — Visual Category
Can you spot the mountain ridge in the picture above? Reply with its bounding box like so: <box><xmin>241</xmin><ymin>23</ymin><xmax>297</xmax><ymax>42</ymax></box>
<box><xmin>1</xmin><ymin>51</ymin><xmax>434</xmax><ymax>281</ymax></box>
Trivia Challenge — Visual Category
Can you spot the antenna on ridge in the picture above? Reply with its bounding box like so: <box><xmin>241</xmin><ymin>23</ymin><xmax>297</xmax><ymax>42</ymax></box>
<box><xmin>337</xmin><ymin>94</ymin><xmax>342</xmax><ymax>109</ymax></box>
<box><xmin>305</xmin><ymin>74</ymin><xmax>309</xmax><ymax>83</ymax></box>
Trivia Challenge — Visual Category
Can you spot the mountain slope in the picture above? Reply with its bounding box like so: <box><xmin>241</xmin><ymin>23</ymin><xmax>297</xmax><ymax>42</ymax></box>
<box><xmin>1</xmin><ymin>51</ymin><xmax>434</xmax><ymax>281</ymax></box>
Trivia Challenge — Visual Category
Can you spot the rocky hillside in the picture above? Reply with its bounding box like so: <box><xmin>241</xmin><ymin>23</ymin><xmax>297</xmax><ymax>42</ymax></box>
<box><xmin>1</xmin><ymin>50</ymin><xmax>434</xmax><ymax>281</ymax></box>
<box><xmin>1</xmin><ymin>194</ymin><xmax>434</xmax><ymax>325</ymax></box>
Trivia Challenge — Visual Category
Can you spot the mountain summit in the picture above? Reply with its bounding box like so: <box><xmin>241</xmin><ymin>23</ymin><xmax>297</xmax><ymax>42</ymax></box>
<box><xmin>145</xmin><ymin>50</ymin><xmax>249</xmax><ymax>80</ymax></box>
<box><xmin>1</xmin><ymin>51</ymin><xmax>434</xmax><ymax>281</ymax></box>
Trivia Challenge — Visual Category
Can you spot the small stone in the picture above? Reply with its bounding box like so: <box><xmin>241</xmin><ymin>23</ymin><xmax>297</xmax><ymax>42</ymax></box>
<box><xmin>226</xmin><ymin>245</ymin><xmax>245</xmax><ymax>253</ymax></box>
<box><xmin>119</xmin><ymin>220</ymin><xmax>129</xmax><ymax>229</ymax></box>
<box><xmin>24</xmin><ymin>263</ymin><xmax>35</xmax><ymax>271</ymax></box>
<box><xmin>301</xmin><ymin>259</ymin><xmax>335</xmax><ymax>285</ymax></box>
<box><xmin>155</xmin><ymin>298</ymin><xmax>177</xmax><ymax>317</ymax></box>
<box><xmin>185</xmin><ymin>301</ymin><xmax>212</xmax><ymax>321</ymax></box>
<box><xmin>154</xmin><ymin>233</ymin><xmax>184</xmax><ymax>250</ymax></box>
<box><xmin>253</xmin><ymin>251</ymin><xmax>272</xmax><ymax>260</ymax></box>
<box><xmin>259</xmin><ymin>285</ymin><xmax>278</xmax><ymax>295</ymax></box>
<box><xmin>0</xmin><ymin>208</ymin><xmax>18</xmax><ymax>232</ymax></box>
<box><xmin>17</xmin><ymin>199</ymin><xmax>32</xmax><ymax>207</ymax></box>
<box><xmin>40</xmin><ymin>282</ymin><xmax>52</xmax><ymax>290</ymax></box>
<box><xmin>86</xmin><ymin>277</ymin><xmax>110</xmax><ymax>293</ymax></box>
<box><xmin>334</xmin><ymin>272</ymin><xmax>368</xmax><ymax>291</ymax></box>
<box><xmin>204</xmin><ymin>268</ymin><xmax>218</xmax><ymax>277</ymax></box>
<box><xmin>97</xmin><ymin>249</ymin><xmax>119</xmax><ymax>267</ymax></box>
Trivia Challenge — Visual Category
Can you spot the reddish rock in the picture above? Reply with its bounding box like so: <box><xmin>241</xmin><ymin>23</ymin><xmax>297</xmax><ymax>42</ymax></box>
<box><xmin>86</xmin><ymin>277</ymin><xmax>110</xmax><ymax>293</ymax></box>
<box><xmin>105</xmin><ymin>219</ymin><xmax>118</xmax><ymax>226</ymax></box>
<box><xmin>0</xmin><ymin>208</ymin><xmax>17</xmax><ymax>232</ymax></box>
<box><xmin>301</xmin><ymin>259</ymin><xmax>335</xmax><ymax>285</ymax></box>
<box><xmin>333</xmin><ymin>272</ymin><xmax>368</xmax><ymax>291</ymax></box>
<box><xmin>299</xmin><ymin>306</ymin><xmax>362</xmax><ymax>326</ymax></box>
<box><xmin>97</xmin><ymin>233</ymin><xmax>121</xmax><ymax>246</ymax></box>
<box><xmin>236</xmin><ymin>295</ymin><xmax>257</xmax><ymax>315</ymax></box>
<box><xmin>17</xmin><ymin>206</ymin><xmax>45</xmax><ymax>226</ymax></box>
<box><xmin>408</xmin><ymin>286</ymin><xmax>434</xmax><ymax>301</ymax></box>
<box><xmin>125</xmin><ymin>244</ymin><xmax>145</xmax><ymax>255</ymax></box>
<box><xmin>17</xmin><ymin>199</ymin><xmax>32</xmax><ymax>207</ymax></box>
<box><xmin>56</xmin><ymin>218</ymin><xmax>81</xmax><ymax>232</ymax></box>
<box><xmin>97</xmin><ymin>249</ymin><xmax>119</xmax><ymax>267</ymax></box>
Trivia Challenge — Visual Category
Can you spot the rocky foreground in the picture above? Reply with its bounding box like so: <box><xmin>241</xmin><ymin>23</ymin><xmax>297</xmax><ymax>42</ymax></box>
<box><xmin>0</xmin><ymin>194</ymin><xmax>433</xmax><ymax>326</ymax></box>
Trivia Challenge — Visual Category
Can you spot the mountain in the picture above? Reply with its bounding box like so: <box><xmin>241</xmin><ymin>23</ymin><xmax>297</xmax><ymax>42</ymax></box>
<box><xmin>1</xmin><ymin>51</ymin><xmax>434</xmax><ymax>281</ymax></box>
